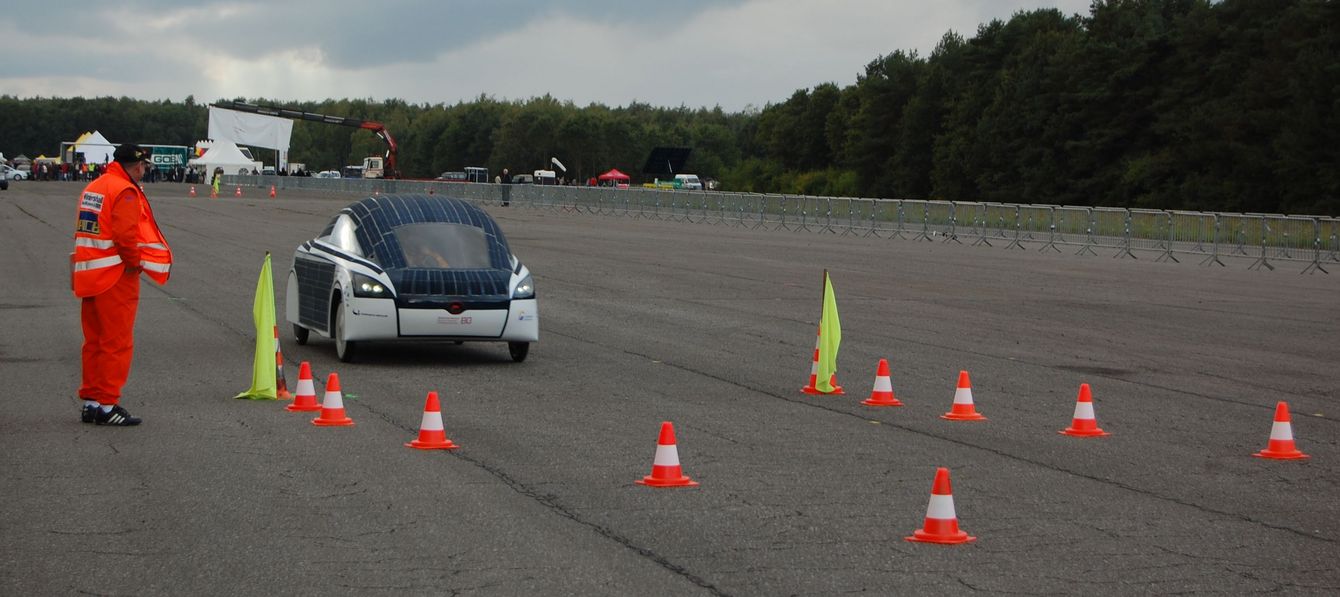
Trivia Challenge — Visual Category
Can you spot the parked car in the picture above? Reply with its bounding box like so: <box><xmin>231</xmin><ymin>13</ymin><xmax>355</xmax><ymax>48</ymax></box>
<box><xmin>316</xmin><ymin>170</ymin><xmax>341</xmax><ymax>179</ymax></box>
<box><xmin>436</xmin><ymin>171</ymin><xmax>468</xmax><ymax>183</ymax></box>
<box><xmin>286</xmin><ymin>194</ymin><xmax>539</xmax><ymax>362</ymax></box>
<box><xmin>1</xmin><ymin>164</ymin><xmax>27</xmax><ymax>180</ymax></box>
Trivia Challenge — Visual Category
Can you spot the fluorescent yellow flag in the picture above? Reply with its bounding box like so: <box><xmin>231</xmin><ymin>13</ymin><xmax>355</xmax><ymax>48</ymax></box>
<box><xmin>815</xmin><ymin>270</ymin><xmax>841</xmax><ymax>393</ymax></box>
<box><xmin>235</xmin><ymin>253</ymin><xmax>278</xmax><ymax>400</ymax></box>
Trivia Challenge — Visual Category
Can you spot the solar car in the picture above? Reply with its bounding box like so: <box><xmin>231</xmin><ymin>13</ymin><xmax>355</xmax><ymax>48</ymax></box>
<box><xmin>285</xmin><ymin>194</ymin><xmax>538</xmax><ymax>362</ymax></box>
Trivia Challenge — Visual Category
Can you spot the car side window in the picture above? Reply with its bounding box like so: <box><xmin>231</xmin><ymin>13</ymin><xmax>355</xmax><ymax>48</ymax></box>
<box><xmin>318</xmin><ymin>214</ymin><xmax>364</xmax><ymax>258</ymax></box>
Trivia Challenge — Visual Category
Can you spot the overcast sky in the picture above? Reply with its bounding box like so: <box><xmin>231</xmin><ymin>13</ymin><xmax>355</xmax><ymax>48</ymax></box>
<box><xmin>2</xmin><ymin>0</ymin><xmax>1093</xmax><ymax>112</ymax></box>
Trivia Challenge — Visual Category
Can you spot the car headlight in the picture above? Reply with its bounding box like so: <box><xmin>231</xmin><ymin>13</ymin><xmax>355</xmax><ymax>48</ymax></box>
<box><xmin>352</xmin><ymin>273</ymin><xmax>390</xmax><ymax>298</ymax></box>
<box><xmin>512</xmin><ymin>273</ymin><xmax>534</xmax><ymax>299</ymax></box>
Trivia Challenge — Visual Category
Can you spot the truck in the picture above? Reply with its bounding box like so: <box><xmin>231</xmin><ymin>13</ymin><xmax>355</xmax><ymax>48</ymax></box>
<box><xmin>674</xmin><ymin>174</ymin><xmax>703</xmax><ymax>190</ymax></box>
<box><xmin>641</xmin><ymin>174</ymin><xmax>704</xmax><ymax>190</ymax></box>
<box><xmin>362</xmin><ymin>156</ymin><xmax>385</xmax><ymax>179</ymax></box>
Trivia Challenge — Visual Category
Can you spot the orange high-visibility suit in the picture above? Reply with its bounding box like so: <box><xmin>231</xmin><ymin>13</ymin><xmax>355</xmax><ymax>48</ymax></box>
<box><xmin>73</xmin><ymin>162</ymin><xmax>172</xmax><ymax>405</ymax></box>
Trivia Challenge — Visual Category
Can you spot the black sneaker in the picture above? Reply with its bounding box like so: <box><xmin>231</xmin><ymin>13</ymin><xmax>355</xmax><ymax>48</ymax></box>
<box><xmin>94</xmin><ymin>405</ymin><xmax>142</xmax><ymax>426</ymax></box>
<box><xmin>80</xmin><ymin>404</ymin><xmax>98</xmax><ymax>424</ymax></box>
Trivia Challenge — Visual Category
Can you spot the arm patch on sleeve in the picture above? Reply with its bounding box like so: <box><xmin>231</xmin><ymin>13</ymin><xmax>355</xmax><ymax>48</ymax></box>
<box><xmin>80</xmin><ymin>192</ymin><xmax>105</xmax><ymax>212</ymax></box>
<box><xmin>76</xmin><ymin>210</ymin><xmax>101</xmax><ymax>235</ymax></box>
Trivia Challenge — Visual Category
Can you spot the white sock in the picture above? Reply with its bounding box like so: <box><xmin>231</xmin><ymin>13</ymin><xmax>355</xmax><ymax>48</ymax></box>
<box><xmin>100</xmin><ymin>405</ymin><xmax>114</xmax><ymax>413</ymax></box>
<box><xmin>83</xmin><ymin>400</ymin><xmax>100</xmax><ymax>409</ymax></box>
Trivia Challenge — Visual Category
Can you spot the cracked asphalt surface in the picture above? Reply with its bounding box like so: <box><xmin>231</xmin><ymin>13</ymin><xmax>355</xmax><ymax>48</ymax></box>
<box><xmin>2</xmin><ymin>182</ymin><xmax>1337</xmax><ymax>595</ymax></box>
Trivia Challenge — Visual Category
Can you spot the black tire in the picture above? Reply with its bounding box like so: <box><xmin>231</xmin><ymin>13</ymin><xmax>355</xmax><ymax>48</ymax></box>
<box><xmin>508</xmin><ymin>341</ymin><xmax>530</xmax><ymax>363</ymax></box>
<box><xmin>293</xmin><ymin>323</ymin><xmax>310</xmax><ymax>345</ymax></box>
<box><xmin>335</xmin><ymin>305</ymin><xmax>358</xmax><ymax>362</ymax></box>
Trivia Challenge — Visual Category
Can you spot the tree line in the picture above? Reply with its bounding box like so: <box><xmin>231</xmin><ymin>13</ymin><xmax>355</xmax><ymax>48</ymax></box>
<box><xmin>1</xmin><ymin>0</ymin><xmax>1334</xmax><ymax>214</ymax></box>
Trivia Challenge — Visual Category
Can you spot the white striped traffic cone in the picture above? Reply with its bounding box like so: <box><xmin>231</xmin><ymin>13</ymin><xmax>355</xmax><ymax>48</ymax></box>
<box><xmin>905</xmin><ymin>467</ymin><xmax>976</xmax><ymax>545</ymax></box>
<box><xmin>801</xmin><ymin>326</ymin><xmax>843</xmax><ymax>395</ymax></box>
<box><xmin>636</xmin><ymin>421</ymin><xmax>698</xmax><ymax>487</ymax></box>
<box><xmin>273</xmin><ymin>325</ymin><xmax>291</xmax><ymax>400</ymax></box>
<box><xmin>942</xmin><ymin>370</ymin><xmax>986</xmax><ymax>421</ymax></box>
<box><xmin>406</xmin><ymin>391</ymin><xmax>458</xmax><ymax>450</ymax></box>
<box><xmin>1253</xmin><ymin>401</ymin><xmax>1308</xmax><ymax>460</ymax></box>
<box><xmin>862</xmin><ymin>358</ymin><xmax>903</xmax><ymax>407</ymax></box>
<box><xmin>285</xmin><ymin>361</ymin><xmax>321</xmax><ymax>412</ymax></box>
<box><xmin>312</xmin><ymin>373</ymin><xmax>354</xmax><ymax>426</ymax></box>
<box><xmin>1060</xmin><ymin>383</ymin><xmax>1108</xmax><ymax>437</ymax></box>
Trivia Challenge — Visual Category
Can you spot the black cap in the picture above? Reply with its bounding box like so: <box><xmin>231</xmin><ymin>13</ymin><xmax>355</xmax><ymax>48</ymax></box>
<box><xmin>113</xmin><ymin>144</ymin><xmax>152</xmax><ymax>164</ymax></box>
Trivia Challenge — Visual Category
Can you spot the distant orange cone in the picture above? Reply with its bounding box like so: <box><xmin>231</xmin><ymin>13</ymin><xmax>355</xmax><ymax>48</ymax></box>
<box><xmin>801</xmin><ymin>327</ymin><xmax>843</xmax><ymax>395</ymax></box>
<box><xmin>406</xmin><ymin>391</ymin><xmax>459</xmax><ymax>450</ymax></box>
<box><xmin>906</xmin><ymin>467</ymin><xmax>976</xmax><ymax>545</ymax></box>
<box><xmin>636</xmin><ymin>421</ymin><xmax>698</xmax><ymax>487</ymax></box>
<box><xmin>286</xmin><ymin>361</ymin><xmax>321</xmax><ymax>412</ymax></box>
<box><xmin>269</xmin><ymin>185</ymin><xmax>276</xmax><ymax>198</ymax></box>
<box><xmin>312</xmin><ymin>373</ymin><xmax>354</xmax><ymax>426</ymax></box>
<box><xmin>942</xmin><ymin>371</ymin><xmax>985</xmax><ymax>421</ymax></box>
<box><xmin>862</xmin><ymin>359</ymin><xmax>903</xmax><ymax>407</ymax></box>
<box><xmin>234</xmin><ymin>185</ymin><xmax>242</xmax><ymax>197</ymax></box>
<box><xmin>1253</xmin><ymin>401</ymin><xmax>1309</xmax><ymax>460</ymax></box>
<box><xmin>1060</xmin><ymin>383</ymin><xmax>1108</xmax><ymax>437</ymax></box>
<box><xmin>189</xmin><ymin>185</ymin><xmax>196</xmax><ymax>197</ymax></box>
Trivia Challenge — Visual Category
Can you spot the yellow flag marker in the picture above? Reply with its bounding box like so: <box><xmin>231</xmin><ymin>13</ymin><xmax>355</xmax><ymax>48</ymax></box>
<box><xmin>236</xmin><ymin>253</ymin><xmax>279</xmax><ymax>400</ymax></box>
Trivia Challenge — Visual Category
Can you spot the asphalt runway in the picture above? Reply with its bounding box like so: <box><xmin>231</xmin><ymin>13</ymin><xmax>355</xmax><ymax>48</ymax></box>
<box><xmin>2</xmin><ymin>181</ymin><xmax>1337</xmax><ymax>595</ymax></box>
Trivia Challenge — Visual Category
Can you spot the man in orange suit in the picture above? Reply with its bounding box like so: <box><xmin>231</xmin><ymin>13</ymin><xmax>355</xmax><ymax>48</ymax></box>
<box><xmin>72</xmin><ymin>144</ymin><xmax>173</xmax><ymax>426</ymax></box>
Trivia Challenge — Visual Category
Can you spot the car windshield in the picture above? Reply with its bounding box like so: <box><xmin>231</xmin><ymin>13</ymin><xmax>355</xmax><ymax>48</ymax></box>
<box><xmin>394</xmin><ymin>223</ymin><xmax>491</xmax><ymax>269</ymax></box>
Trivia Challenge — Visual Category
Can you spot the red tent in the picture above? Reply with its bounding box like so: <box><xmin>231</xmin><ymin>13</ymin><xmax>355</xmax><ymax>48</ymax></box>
<box><xmin>597</xmin><ymin>168</ymin><xmax>630</xmax><ymax>182</ymax></box>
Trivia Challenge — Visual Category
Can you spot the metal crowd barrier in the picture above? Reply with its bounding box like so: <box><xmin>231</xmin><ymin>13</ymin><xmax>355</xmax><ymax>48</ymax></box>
<box><xmin>225</xmin><ymin>174</ymin><xmax>1337</xmax><ymax>274</ymax></box>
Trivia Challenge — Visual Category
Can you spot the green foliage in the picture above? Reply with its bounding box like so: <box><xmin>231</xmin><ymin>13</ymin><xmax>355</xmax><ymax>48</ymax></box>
<box><xmin>2</xmin><ymin>0</ymin><xmax>1336</xmax><ymax>214</ymax></box>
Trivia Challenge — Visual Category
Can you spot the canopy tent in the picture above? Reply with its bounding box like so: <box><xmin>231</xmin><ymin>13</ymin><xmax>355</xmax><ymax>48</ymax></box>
<box><xmin>73</xmin><ymin>130</ymin><xmax>115</xmax><ymax>164</ymax></box>
<box><xmin>597</xmin><ymin>168</ymin><xmax>630</xmax><ymax>182</ymax></box>
<box><xmin>188</xmin><ymin>139</ymin><xmax>257</xmax><ymax>176</ymax></box>
<box><xmin>597</xmin><ymin>168</ymin><xmax>631</xmax><ymax>188</ymax></box>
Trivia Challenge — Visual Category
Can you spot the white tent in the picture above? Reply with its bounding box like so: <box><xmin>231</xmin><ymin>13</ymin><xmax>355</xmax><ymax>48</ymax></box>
<box><xmin>75</xmin><ymin>130</ymin><xmax>115</xmax><ymax>164</ymax></box>
<box><xmin>188</xmin><ymin>140</ymin><xmax>257</xmax><ymax>176</ymax></box>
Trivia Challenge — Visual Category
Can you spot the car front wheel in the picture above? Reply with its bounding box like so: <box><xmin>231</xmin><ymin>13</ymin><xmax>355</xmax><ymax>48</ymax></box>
<box><xmin>508</xmin><ymin>341</ymin><xmax>530</xmax><ymax>363</ymax></box>
<box><xmin>335</xmin><ymin>305</ymin><xmax>358</xmax><ymax>362</ymax></box>
<box><xmin>293</xmin><ymin>323</ymin><xmax>310</xmax><ymax>345</ymax></box>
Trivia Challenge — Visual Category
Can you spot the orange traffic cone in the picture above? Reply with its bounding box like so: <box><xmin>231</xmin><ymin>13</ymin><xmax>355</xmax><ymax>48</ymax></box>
<box><xmin>271</xmin><ymin>325</ymin><xmax>291</xmax><ymax>400</ymax></box>
<box><xmin>862</xmin><ymin>359</ymin><xmax>903</xmax><ymax>407</ymax></box>
<box><xmin>312</xmin><ymin>373</ymin><xmax>354</xmax><ymax>426</ymax></box>
<box><xmin>1060</xmin><ymin>383</ymin><xmax>1108</xmax><ymax>437</ymax></box>
<box><xmin>636</xmin><ymin>421</ymin><xmax>698</xmax><ymax>487</ymax></box>
<box><xmin>189</xmin><ymin>185</ymin><xmax>196</xmax><ymax>197</ymax></box>
<box><xmin>801</xmin><ymin>327</ymin><xmax>843</xmax><ymax>395</ymax></box>
<box><xmin>1253</xmin><ymin>401</ymin><xmax>1309</xmax><ymax>460</ymax></box>
<box><xmin>286</xmin><ymin>361</ymin><xmax>321</xmax><ymax>412</ymax></box>
<box><xmin>906</xmin><ymin>467</ymin><xmax>976</xmax><ymax>545</ymax></box>
<box><xmin>269</xmin><ymin>185</ymin><xmax>276</xmax><ymax>198</ymax></box>
<box><xmin>234</xmin><ymin>186</ymin><xmax>242</xmax><ymax>197</ymax></box>
<box><xmin>942</xmin><ymin>371</ymin><xmax>986</xmax><ymax>421</ymax></box>
<box><xmin>406</xmin><ymin>391</ymin><xmax>459</xmax><ymax>450</ymax></box>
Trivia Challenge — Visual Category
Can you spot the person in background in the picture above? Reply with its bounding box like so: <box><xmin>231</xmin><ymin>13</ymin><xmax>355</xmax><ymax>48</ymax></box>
<box><xmin>71</xmin><ymin>144</ymin><xmax>173</xmax><ymax>426</ymax></box>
